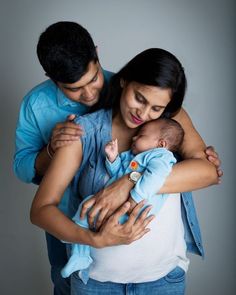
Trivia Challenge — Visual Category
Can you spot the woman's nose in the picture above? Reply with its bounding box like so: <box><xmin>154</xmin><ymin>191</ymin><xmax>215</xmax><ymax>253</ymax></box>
<box><xmin>137</xmin><ymin>107</ymin><xmax>150</xmax><ymax>121</ymax></box>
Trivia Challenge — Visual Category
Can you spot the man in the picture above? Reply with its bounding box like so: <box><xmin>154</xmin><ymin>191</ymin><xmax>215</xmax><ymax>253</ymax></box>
<box><xmin>14</xmin><ymin>21</ymin><xmax>113</xmax><ymax>295</ymax></box>
<box><xmin>14</xmin><ymin>21</ymin><xmax>222</xmax><ymax>295</ymax></box>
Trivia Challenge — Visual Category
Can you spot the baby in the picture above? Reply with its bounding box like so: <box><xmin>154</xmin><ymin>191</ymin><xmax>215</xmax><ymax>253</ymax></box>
<box><xmin>61</xmin><ymin>117</ymin><xmax>185</xmax><ymax>282</ymax></box>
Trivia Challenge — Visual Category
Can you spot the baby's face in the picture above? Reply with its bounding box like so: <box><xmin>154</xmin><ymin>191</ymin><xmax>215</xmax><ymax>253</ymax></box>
<box><xmin>131</xmin><ymin>123</ymin><xmax>161</xmax><ymax>155</ymax></box>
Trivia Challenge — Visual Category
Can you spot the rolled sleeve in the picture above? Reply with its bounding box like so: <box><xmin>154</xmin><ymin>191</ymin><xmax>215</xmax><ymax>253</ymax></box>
<box><xmin>13</xmin><ymin>151</ymin><xmax>38</xmax><ymax>183</ymax></box>
<box><xmin>13</xmin><ymin>95</ymin><xmax>45</xmax><ymax>184</ymax></box>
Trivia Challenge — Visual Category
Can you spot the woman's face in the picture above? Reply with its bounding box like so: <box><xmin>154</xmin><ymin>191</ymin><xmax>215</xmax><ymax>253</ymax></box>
<box><xmin>119</xmin><ymin>81</ymin><xmax>172</xmax><ymax>129</ymax></box>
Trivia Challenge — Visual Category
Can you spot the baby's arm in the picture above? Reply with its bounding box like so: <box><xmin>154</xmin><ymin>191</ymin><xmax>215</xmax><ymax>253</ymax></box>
<box><xmin>105</xmin><ymin>138</ymin><xmax>123</xmax><ymax>179</ymax></box>
<box><xmin>130</xmin><ymin>150</ymin><xmax>176</xmax><ymax>203</ymax></box>
<box><xmin>105</xmin><ymin>139</ymin><xmax>119</xmax><ymax>163</ymax></box>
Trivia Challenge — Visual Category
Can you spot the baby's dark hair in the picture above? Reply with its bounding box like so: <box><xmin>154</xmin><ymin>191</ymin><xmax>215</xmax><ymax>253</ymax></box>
<box><xmin>156</xmin><ymin>118</ymin><xmax>185</xmax><ymax>152</ymax></box>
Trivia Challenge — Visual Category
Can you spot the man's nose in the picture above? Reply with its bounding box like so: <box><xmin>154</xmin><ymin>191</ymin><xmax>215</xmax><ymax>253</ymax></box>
<box><xmin>82</xmin><ymin>86</ymin><xmax>94</xmax><ymax>99</ymax></box>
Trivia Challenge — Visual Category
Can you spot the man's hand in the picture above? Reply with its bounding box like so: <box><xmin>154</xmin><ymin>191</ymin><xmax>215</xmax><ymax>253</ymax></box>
<box><xmin>49</xmin><ymin>114</ymin><xmax>83</xmax><ymax>153</ymax></box>
<box><xmin>80</xmin><ymin>175</ymin><xmax>133</xmax><ymax>230</ymax></box>
<box><xmin>127</xmin><ymin>196</ymin><xmax>138</xmax><ymax>214</ymax></box>
<box><xmin>205</xmin><ymin>146</ymin><xmax>223</xmax><ymax>183</ymax></box>
<box><xmin>95</xmin><ymin>200</ymin><xmax>154</xmax><ymax>248</ymax></box>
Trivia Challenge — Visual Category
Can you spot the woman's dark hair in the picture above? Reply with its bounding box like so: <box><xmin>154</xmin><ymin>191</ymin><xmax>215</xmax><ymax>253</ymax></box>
<box><xmin>37</xmin><ymin>21</ymin><xmax>98</xmax><ymax>83</ymax></box>
<box><xmin>102</xmin><ymin>48</ymin><xmax>187</xmax><ymax>117</ymax></box>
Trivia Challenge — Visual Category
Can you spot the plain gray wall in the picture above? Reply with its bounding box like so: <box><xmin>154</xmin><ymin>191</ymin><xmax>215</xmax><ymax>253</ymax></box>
<box><xmin>0</xmin><ymin>0</ymin><xmax>235</xmax><ymax>294</ymax></box>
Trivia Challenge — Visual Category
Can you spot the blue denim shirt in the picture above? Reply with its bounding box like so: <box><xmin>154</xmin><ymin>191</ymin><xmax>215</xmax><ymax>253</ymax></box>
<box><xmin>70</xmin><ymin>109</ymin><xmax>204</xmax><ymax>257</ymax></box>
<box><xmin>13</xmin><ymin>69</ymin><xmax>113</xmax><ymax>213</ymax></box>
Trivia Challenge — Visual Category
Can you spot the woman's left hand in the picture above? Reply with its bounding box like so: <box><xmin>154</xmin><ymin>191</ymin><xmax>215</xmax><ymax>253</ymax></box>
<box><xmin>205</xmin><ymin>146</ymin><xmax>223</xmax><ymax>183</ymax></box>
<box><xmin>80</xmin><ymin>175</ymin><xmax>132</xmax><ymax>229</ymax></box>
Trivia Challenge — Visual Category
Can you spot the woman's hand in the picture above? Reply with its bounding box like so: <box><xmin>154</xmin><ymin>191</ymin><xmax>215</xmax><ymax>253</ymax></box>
<box><xmin>94</xmin><ymin>200</ymin><xmax>154</xmax><ymax>248</ymax></box>
<box><xmin>205</xmin><ymin>146</ymin><xmax>223</xmax><ymax>183</ymax></box>
<box><xmin>80</xmin><ymin>175</ymin><xmax>133</xmax><ymax>229</ymax></box>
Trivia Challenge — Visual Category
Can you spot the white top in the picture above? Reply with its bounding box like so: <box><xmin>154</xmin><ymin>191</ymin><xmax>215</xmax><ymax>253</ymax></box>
<box><xmin>89</xmin><ymin>193</ymin><xmax>189</xmax><ymax>283</ymax></box>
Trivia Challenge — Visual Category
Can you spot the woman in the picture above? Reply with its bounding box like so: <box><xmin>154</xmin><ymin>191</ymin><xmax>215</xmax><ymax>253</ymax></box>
<box><xmin>31</xmin><ymin>48</ymin><xmax>218</xmax><ymax>294</ymax></box>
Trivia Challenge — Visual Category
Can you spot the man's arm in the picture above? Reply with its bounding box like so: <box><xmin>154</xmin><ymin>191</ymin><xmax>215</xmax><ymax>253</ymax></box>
<box><xmin>14</xmin><ymin>99</ymin><xmax>45</xmax><ymax>183</ymax></box>
<box><xmin>14</xmin><ymin>98</ymin><xmax>82</xmax><ymax>183</ymax></box>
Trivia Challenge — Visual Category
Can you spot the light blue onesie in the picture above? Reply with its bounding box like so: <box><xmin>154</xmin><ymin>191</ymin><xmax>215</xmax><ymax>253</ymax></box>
<box><xmin>61</xmin><ymin>147</ymin><xmax>176</xmax><ymax>281</ymax></box>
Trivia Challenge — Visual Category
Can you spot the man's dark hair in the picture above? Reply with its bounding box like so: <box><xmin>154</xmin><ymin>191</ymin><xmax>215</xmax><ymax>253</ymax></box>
<box><xmin>37</xmin><ymin>21</ymin><xmax>98</xmax><ymax>83</ymax></box>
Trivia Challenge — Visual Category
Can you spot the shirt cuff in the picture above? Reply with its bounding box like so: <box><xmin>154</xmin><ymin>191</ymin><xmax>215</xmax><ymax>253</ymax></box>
<box><xmin>130</xmin><ymin>189</ymin><xmax>145</xmax><ymax>203</ymax></box>
<box><xmin>105</xmin><ymin>156</ymin><xmax>120</xmax><ymax>171</ymax></box>
<box><xmin>14</xmin><ymin>152</ymin><xmax>38</xmax><ymax>183</ymax></box>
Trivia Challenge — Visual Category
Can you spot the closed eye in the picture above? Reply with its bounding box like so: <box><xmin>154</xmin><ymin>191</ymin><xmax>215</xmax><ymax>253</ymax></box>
<box><xmin>152</xmin><ymin>106</ymin><xmax>162</xmax><ymax>112</ymax></box>
<box><xmin>135</xmin><ymin>93</ymin><xmax>146</xmax><ymax>104</ymax></box>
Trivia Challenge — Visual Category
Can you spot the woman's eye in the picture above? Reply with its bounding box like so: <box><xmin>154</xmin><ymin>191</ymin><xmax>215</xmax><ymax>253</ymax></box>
<box><xmin>135</xmin><ymin>95</ymin><xmax>145</xmax><ymax>104</ymax></box>
<box><xmin>152</xmin><ymin>107</ymin><xmax>161</xmax><ymax>112</ymax></box>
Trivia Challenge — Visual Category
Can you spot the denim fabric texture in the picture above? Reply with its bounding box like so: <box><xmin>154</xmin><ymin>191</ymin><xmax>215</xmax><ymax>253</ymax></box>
<box><xmin>71</xmin><ymin>266</ymin><xmax>186</xmax><ymax>295</ymax></box>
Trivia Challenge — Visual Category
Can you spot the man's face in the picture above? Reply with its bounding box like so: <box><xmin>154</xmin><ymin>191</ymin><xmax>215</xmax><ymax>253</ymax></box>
<box><xmin>57</xmin><ymin>61</ymin><xmax>104</xmax><ymax>106</ymax></box>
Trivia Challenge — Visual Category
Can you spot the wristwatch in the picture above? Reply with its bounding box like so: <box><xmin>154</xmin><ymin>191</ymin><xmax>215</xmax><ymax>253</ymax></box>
<box><xmin>128</xmin><ymin>171</ymin><xmax>141</xmax><ymax>185</ymax></box>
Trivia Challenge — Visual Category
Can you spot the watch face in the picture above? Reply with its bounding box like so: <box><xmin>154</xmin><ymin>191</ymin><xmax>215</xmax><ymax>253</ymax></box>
<box><xmin>130</xmin><ymin>171</ymin><xmax>141</xmax><ymax>182</ymax></box>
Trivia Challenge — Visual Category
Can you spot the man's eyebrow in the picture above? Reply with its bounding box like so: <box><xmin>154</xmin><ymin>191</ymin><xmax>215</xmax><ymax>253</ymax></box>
<box><xmin>63</xmin><ymin>69</ymin><xmax>99</xmax><ymax>90</ymax></box>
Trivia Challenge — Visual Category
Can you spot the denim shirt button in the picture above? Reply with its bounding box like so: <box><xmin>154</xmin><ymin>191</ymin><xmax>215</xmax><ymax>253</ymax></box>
<box><xmin>190</xmin><ymin>222</ymin><xmax>194</xmax><ymax>226</ymax></box>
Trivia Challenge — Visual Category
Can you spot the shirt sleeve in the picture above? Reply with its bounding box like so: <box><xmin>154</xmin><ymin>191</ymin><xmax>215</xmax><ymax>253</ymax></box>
<box><xmin>13</xmin><ymin>96</ymin><xmax>45</xmax><ymax>184</ymax></box>
<box><xmin>130</xmin><ymin>150</ymin><xmax>177</xmax><ymax>203</ymax></box>
<box><xmin>105</xmin><ymin>156</ymin><xmax>122</xmax><ymax>178</ymax></box>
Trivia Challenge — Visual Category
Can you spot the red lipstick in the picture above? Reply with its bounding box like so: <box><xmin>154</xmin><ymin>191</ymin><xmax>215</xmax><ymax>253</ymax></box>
<box><xmin>130</xmin><ymin>114</ymin><xmax>143</xmax><ymax>125</ymax></box>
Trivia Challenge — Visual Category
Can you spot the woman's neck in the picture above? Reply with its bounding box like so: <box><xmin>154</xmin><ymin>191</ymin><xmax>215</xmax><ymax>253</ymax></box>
<box><xmin>112</xmin><ymin>111</ymin><xmax>139</xmax><ymax>153</ymax></box>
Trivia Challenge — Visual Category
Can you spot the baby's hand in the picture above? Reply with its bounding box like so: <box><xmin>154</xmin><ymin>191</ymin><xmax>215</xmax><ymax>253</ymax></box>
<box><xmin>105</xmin><ymin>139</ymin><xmax>118</xmax><ymax>163</ymax></box>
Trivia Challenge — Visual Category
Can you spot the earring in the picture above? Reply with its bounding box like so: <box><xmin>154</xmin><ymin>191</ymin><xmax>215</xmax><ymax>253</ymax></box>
<box><xmin>120</xmin><ymin>79</ymin><xmax>124</xmax><ymax>88</ymax></box>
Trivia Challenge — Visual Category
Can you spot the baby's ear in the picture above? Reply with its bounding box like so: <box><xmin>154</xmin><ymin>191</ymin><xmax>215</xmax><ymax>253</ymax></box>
<box><xmin>158</xmin><ymin>139</ymin><xmax>167</xmax><ymax>148</ymax></box>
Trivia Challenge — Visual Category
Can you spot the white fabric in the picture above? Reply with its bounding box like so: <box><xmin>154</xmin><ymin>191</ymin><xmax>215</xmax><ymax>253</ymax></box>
<box><xmin>89</xmin><ymin>193</ymin><xmax>189</xmax><ymax>283</ymax></box>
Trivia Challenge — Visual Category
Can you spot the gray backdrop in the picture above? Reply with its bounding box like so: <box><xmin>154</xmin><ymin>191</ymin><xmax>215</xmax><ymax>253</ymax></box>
<box><xmin>0</xmin><ymin>0</ymin><xmax>235</xmax><ymax>294</ymax></box>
